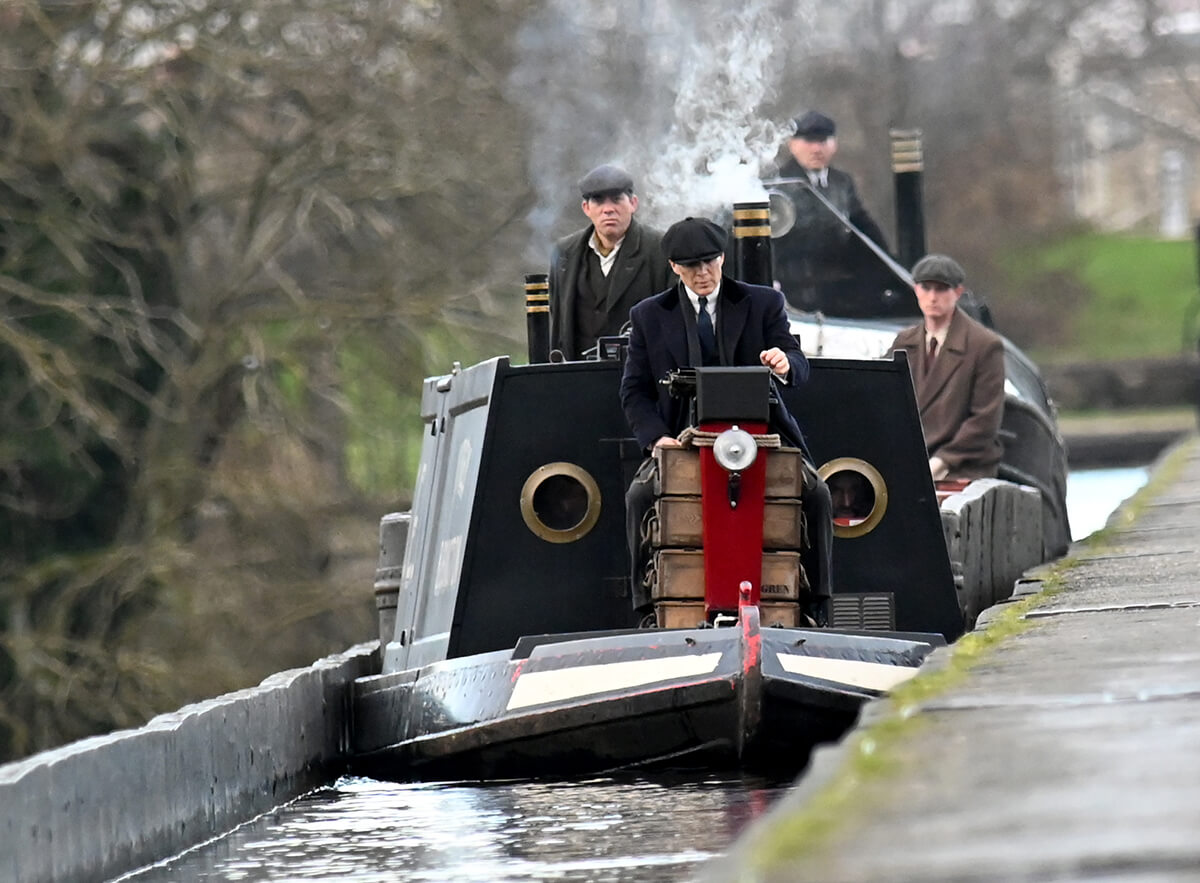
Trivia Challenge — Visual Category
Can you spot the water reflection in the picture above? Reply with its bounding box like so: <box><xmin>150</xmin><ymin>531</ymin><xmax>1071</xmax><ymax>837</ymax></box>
<box><xmin>122</xmin><ymin>772</ymin><xmax>787</xmax><ymax>882</ymax></box>
<box><xmin>1066</xmin><ymin>466</ymin><xmax>1149</xmax><ymax>541</ymax></box>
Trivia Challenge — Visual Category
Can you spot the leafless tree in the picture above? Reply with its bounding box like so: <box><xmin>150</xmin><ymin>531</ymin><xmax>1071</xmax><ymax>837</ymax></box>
<box><xmin>0</xmin><ymin>0</ymin><xmax>536</xmax><ymax>759</ymax></box>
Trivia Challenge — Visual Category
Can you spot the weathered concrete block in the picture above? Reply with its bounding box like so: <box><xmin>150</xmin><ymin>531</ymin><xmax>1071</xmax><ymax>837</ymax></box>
<box><xmin>941</xmin><ymin>483</ymin><xmax>986</xmax><ymax>624</ymax></box>
<box><xmin>939</xmin><ymin>508</ymin><xmax>966</xmax><ymax>602</ymax></box>
<box><xmin>1008</xmin><ymin>483</ymin><xmax>1044</xmax><ymax>591</ymax></box>
<box><xmin>938</xmin><ymin>479</ymin><xmax>1046</xmax><ymax>625</ymax></box>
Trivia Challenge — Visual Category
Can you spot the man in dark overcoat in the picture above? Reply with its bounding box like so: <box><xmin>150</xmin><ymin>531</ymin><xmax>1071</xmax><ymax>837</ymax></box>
<box><xmin>771</xmin><ymin>111</ymin><xmax>891</xmax><ymax>311</ymax></box>
<box><xmin>891</xmin><ymin>254</ymin><xmax>1005</xmax><ymax>481</ymax></box>
<box><xmin>620</xmin><ymin>217</ymin><xmax>833</xmax><ymax>623</ymax></box>
<box><xmin>549</xmin><ymin>164</ymin><xmax>674</xmax><ymax>360</ymax></box>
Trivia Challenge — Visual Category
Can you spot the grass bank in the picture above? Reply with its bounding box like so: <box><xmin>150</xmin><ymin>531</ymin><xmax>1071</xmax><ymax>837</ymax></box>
<box><xmin>998</xmin><ymin>232</ymin><xmax>1200</xmax><ymax>363</ymax></box>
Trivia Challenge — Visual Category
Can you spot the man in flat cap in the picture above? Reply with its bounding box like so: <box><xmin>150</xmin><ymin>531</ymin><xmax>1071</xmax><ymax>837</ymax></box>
<box><xmin>891</xmin><ymin>254</ymin><xmax>1005</xmax><ymax>481</ymax></box>
<box><xmin>771</xmin><ymin>110</ymin><xmax>891</xmax><ymax>312</ymax></box>
<box><xmin>620</xmin><ymin>217</ymin><xmax>833</xmax><ymax>625</ymax></box>
<box><xmin>548</xmin><ymin>164</ymin><xmax>674</xmax><ymax>360</ymax></box>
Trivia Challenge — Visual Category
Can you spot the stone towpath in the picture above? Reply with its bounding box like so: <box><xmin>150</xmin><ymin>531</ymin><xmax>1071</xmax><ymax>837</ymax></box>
<box><xmin>710</xmin><ymin>434</ymin><xmax>1200</xmax><ymax>882</ymax></box>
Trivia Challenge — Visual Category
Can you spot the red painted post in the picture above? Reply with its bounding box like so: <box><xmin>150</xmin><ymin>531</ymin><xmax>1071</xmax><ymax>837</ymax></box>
<box><xmin>698</xmin><ymin>420</ymin><xmax>768</xmax><ymax>617</ymax></box>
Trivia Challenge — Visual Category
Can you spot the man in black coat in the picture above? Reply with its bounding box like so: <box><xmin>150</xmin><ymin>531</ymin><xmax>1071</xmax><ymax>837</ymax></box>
<box><xmin>549</xmin><ymin>164</ymin><xmax>675</xmax><ymax>360</ymax></box>
<box><xmin>771</xmin><ymin>111</ymin><xmax>891</xmax><ymax>312</ymax></box>
<box><xmin>620</xmin><ymin>217</ymin><xmax>832</xmax><ymax>623</ymax></box>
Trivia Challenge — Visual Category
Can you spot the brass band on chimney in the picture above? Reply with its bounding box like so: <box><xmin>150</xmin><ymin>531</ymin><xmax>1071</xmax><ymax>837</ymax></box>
<box><xmin>732</xmin><ymin>201</ymin><xmax>773</xmax><ymax>287</ymax></box>
<box><xmin>890</xmin><ymin>129</ymin><xmax>926</xmax><ymax>269</ymax></box>
<box><xmin>525</xmin><ymin>273</ymin><xmax>550</xmax><ymax>363</ymax></box>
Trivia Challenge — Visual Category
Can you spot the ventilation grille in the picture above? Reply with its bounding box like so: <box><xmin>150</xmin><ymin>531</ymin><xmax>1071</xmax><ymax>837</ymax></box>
<box><xmin>831</xmin><ymin>592</ymin><xmax>896</xmax><ymax>630</ymax></box>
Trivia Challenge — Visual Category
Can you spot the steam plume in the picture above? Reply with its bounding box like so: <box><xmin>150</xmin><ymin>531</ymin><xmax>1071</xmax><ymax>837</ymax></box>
<box><xmin>509</xmin><ymin>0</ymin><xmax>815</xmax><ymax>254</ymax></box>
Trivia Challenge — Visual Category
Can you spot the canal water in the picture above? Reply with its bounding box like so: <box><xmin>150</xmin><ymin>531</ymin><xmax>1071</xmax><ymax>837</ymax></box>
<box><xmin>120</xmin><ymin>771</ymin><xmax>786</xmax><ymax>882</ymax></box>
<box><xmin>1067</xmin><ymin>465</ymin><xmax>1150</xmax><ymax>541</ymax></box>
<box><xmin>119</xmin><ymin>467</ymin><xmax>1149</xmax><ymax>883</ymax></box>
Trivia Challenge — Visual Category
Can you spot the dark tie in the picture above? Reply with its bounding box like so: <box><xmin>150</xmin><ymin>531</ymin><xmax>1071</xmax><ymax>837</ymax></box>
<box><xmin>697</xmin><ymin>297</ymin><xmax>717</xmax><ymax>365</ymax></box>
<box><xmin>925</xmin><ymin>337</ymin><xmax>938</xmax><ymax>375</ymax></box>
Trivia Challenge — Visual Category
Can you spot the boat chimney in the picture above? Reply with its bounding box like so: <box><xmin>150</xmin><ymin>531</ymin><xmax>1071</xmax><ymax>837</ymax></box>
<box><xmin>891</xmin><ymin>128</ymin><xmax>926</xmax><ymax>270</ymax></box>
<box><xmin>524</xmin><ymin>273</ymin><xmax>550</xmax><ymax>363</ymax></box>
<box><xmin>732</xmin><ymin>201</ymin><xmax>773</xmax><ymax>287</ymax></box>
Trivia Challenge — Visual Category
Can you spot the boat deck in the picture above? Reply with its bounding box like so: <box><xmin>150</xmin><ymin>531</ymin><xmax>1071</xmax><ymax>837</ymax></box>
<box><xmin>714</xmin><ymin>432</ymin><xmax>1200</xmax><ymax>882</ymax></box>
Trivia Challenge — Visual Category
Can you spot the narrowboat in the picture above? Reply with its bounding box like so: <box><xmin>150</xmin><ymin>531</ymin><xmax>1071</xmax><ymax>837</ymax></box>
<box><xmin>349</xmin><ymin>129</ymin><xmax>1066</xmax><ymax>780</ymax></box>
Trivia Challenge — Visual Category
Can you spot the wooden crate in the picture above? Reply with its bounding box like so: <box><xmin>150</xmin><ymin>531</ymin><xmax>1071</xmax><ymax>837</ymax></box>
<box><xmin>653</xmin><ymin>600</ymin><xmax>804</xmax><ymax>629</ymax></box>
<box><xmin>763</xmin><ymin>450</ymin><xmax>807</xmax><ymax>499</ymax></box>
<box><xmin>761</xmin><ymin>602</ymin><xmax>804</xmax><ymax>628</ymax></box>
<box><xmin>650</xmin><ymin>549</ymin><xmax>806</xmax><ymax>600</ymax></box>
<box><xmin>654</xmin><ymin>446</ymin><xmax>806</xmax><ymax>498</ymax></box>
<box><xmin>762</xmin><ymin>553</ymin><xmax>809</xmax><ymax>597</ymax></box>
<box><xmin>652</xmin><ymin>497</ymin><xmax>805</xmax><ymax>549</ymax></box>
<box><xmin>655</xmin><ymin>600</ymin><xmax>707</xmax><ymax>630</ymax></box>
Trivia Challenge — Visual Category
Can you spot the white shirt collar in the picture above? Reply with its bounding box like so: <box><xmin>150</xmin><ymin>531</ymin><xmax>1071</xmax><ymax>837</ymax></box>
<box><xmin>587</xmin><ymin>231</ymin><xmax>624</xmax><ymax>276</ymax></box>
<box><xmin>684</xmin><ymin>281</ymin><xmax>721</xmax><ymax>315</ymax></box>
<box><xmin>807</xmin><ymin>168</ymin><xmax>829</xmax><ymax>187</ymax></box>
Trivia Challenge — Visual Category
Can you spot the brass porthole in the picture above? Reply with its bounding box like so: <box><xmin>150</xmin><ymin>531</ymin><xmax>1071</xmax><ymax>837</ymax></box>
<box><xmin>817</xmin><ymin>457</ymin><xmax>888</xmax><ymax>539</ymax></box>
<box><xmin>520</xmin><ymin>462</ymin><xmax>602</xmax><ymax>544</ymax></box>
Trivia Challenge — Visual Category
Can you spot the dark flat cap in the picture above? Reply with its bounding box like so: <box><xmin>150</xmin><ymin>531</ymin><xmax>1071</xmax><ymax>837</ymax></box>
<box><xmin>911</xmin><ymin>254</ymin><xmax>965</xmax><ymax>287</ymax></box>
<box><xmin>662</xmin><ymin>217</ymin><xmax>727</xmax><ymax>263</ymax></box>
<box><xmin>792</xmin><ymin>111</ymin><xmax>836</xmax><ymax>139</ymax></box>
<box><xmin>578</xmin><ymin>164</ymin><xmax>634</xmax><ymax>199</ymax></box>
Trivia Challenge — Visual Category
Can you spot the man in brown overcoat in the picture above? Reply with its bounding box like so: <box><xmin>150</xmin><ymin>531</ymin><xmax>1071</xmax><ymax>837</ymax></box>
<box><xmin>891</xmin><ymin>254</ymin><xmax>1005</xmax><ymax>481</ymax></box>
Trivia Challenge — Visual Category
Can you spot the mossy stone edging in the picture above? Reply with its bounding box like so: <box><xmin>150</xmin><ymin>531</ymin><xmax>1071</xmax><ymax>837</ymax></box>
<box><xmin>722</xmin><ymin>436</ymin><xmax>1196</xmax><ymax>880</ymax></box>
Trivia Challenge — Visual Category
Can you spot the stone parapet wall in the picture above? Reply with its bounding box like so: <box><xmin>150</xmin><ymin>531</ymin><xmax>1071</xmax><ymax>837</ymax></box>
<box><xmin>0</xmin><ymin>643</ymin><xmax>379</xmax><ymax>883</ymax></box>
<box><xmin>1041</xmin><ymin>354</ymin><xmax>1198</xmax><ymax>411</ymax></box>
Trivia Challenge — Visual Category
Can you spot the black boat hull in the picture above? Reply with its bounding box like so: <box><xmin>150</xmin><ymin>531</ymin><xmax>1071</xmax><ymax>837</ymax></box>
<box><xmin>352</xmin><ymin>608</ymin><xmax>940</xmax><ymax>780</ymax></box>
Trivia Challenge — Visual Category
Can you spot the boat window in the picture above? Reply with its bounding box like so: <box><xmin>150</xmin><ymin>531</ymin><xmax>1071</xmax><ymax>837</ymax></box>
<box><xmin>520</xmin><ymin>462</ymin><xmax>602</xmax><ymax>543</ymax></box>
<box><xmin>817</xmin><ymin>458</ymin><xmax>889</xmax><ymax>538</ymax></box>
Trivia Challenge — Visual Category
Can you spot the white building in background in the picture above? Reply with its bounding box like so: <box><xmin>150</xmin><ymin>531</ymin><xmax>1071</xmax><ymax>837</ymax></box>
<box><xmin>1058</xmin><ymin>67</ymin><xmax>1200</xmax><ymax>238</ymax></box>
<box><xmin>1056</xmin><ymin>0</ymin><xmax>1200</xmax><ymax>239</ymax></box>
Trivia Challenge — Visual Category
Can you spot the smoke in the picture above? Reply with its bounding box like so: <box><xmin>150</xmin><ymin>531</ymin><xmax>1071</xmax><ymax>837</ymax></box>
<box><xmin>508</xmin><ymin>0</ymin><xmax>815</xmax><ymax>255</ymax></box>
